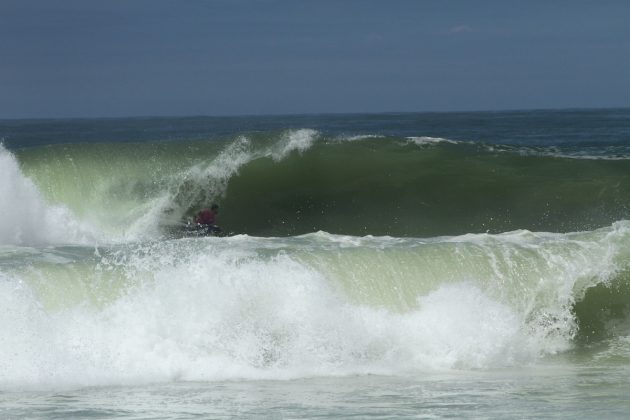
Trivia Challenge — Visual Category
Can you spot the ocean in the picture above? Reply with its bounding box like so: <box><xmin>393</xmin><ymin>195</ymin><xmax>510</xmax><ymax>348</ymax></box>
<box><xmin>1</xmin><ymin>108</ymin><xmax>630</xmax><ymax>418</ymax></box>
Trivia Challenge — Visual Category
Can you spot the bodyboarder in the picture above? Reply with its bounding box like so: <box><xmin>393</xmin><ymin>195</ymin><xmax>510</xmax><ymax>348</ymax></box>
<box><xmin>195</xmin><ymin>203</ymin><xmax>221</xmax><ymax>234</ymax></box>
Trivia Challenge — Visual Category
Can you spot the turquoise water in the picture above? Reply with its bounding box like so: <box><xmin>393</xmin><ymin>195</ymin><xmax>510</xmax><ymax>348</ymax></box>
<box><xmin>1</xmin><ymin>109</ymin><xmax>630</xmax><ymax>418</ymax></box>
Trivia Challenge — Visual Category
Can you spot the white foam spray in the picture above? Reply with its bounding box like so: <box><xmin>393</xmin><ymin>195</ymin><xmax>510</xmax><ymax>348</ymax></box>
<box><xmin>406</xmin><ymin>136</ymin><xmax>461</xmax><ymax>146</ymax></box>
<box><xmin>3</xmin><ymin>224</ymin><xmax>612</xmax><ymax>390</ymax></box>
<box><xmin>0</xmin><ymin>146</ymin><xmax>98</xmax><ymax>246</ymax></box>
<box><xmin>271</xmin><ymin>129</ymin><xmax>319</xmax><ymax>161</ymax></box>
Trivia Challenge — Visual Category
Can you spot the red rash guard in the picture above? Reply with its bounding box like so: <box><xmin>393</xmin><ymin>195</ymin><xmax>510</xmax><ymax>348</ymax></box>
<box><xmin>196</xmin><ymin>209</ymin><xmax>216</xmax><ymax>225</ymax></box>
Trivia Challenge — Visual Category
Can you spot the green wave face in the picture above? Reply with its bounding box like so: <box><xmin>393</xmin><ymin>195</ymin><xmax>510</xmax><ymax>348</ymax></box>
<box><xmin>223</xmin><ymin>140</ymin><xmax>630</xmax><ymax>237</ymax></box>
<box><xmin>14</xmin><ymin>133</ymin><xmax>630</xmax><ymax>239</ymax></box>
<box><xmin>573</xmin><ymin>272</ymin><xmax>630</xmax><ymax>345</ymax></box>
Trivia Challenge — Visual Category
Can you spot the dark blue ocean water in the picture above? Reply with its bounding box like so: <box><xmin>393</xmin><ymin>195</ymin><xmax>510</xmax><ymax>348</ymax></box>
<box><xmin>3</xmin><ymin>108</ymin><xmax>630</xmax><ymax>149</ymax></box>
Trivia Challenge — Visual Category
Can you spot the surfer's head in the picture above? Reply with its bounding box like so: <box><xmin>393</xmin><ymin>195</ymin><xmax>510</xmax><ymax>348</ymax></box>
<box><xmin>211</xmin><ymin>204</ymin><xmax>219</xmax><ymax>212</ymax></box>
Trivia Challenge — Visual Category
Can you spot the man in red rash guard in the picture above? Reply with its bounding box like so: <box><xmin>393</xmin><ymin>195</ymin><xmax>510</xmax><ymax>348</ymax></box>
<box><xmin>195</xmin><ymin>204</ymin><xmax>221</xmax><ymax>234</ymax></box>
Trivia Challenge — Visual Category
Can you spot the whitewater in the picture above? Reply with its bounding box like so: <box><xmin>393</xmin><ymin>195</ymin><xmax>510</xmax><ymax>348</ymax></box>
<box><xmin>2</xmin><ymin>109</ymin><xmax>630</xmax><ymax>418</ymax></box>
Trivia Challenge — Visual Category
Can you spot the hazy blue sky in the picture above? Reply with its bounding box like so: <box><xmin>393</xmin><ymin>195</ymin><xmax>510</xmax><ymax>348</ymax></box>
<box><xmin>1</xmin><ymin>0</ymin><xmax>629</xmax><ymax>118</ymax></box>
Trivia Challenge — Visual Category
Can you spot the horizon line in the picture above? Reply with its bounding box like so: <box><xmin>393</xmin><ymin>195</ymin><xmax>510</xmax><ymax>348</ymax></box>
<box><xmin>1</xmin><ymin>105</ymin><xmax>629</xmax><ymax>122</ymax></box>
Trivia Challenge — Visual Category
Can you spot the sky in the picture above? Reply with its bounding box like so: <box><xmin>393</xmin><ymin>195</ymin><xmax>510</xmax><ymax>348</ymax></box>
<box><xmin>1</xmin><ymin>0</ymin><xmax>629</xmax><ymax>118</ymax></box>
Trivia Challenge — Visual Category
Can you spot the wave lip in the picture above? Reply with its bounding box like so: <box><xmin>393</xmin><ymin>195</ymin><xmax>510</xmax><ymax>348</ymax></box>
<box><xmin>406</xmin><ymin>136</ymin><xmax>461</xmax><ymax>146</ymax></box>
<box><xmin>486</xmin><ymin>143</ymin><xmax>630</xmax><ymax>160</ymax></box>
<box><xmin>272</xmin><ymin>129</ymin><xmax>319</xmax><ymax>160</ymax></box>
<box><xmin>338</xmin><ymin>134</ymin><xmax>386</xmax><ymax>142</ymax></box>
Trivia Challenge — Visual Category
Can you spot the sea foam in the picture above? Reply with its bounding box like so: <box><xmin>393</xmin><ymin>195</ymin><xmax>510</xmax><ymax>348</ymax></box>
<box><xmin>0</xmin><ymin>253</ymin><xmax>535</xmax><ymax>389</ymax></box>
